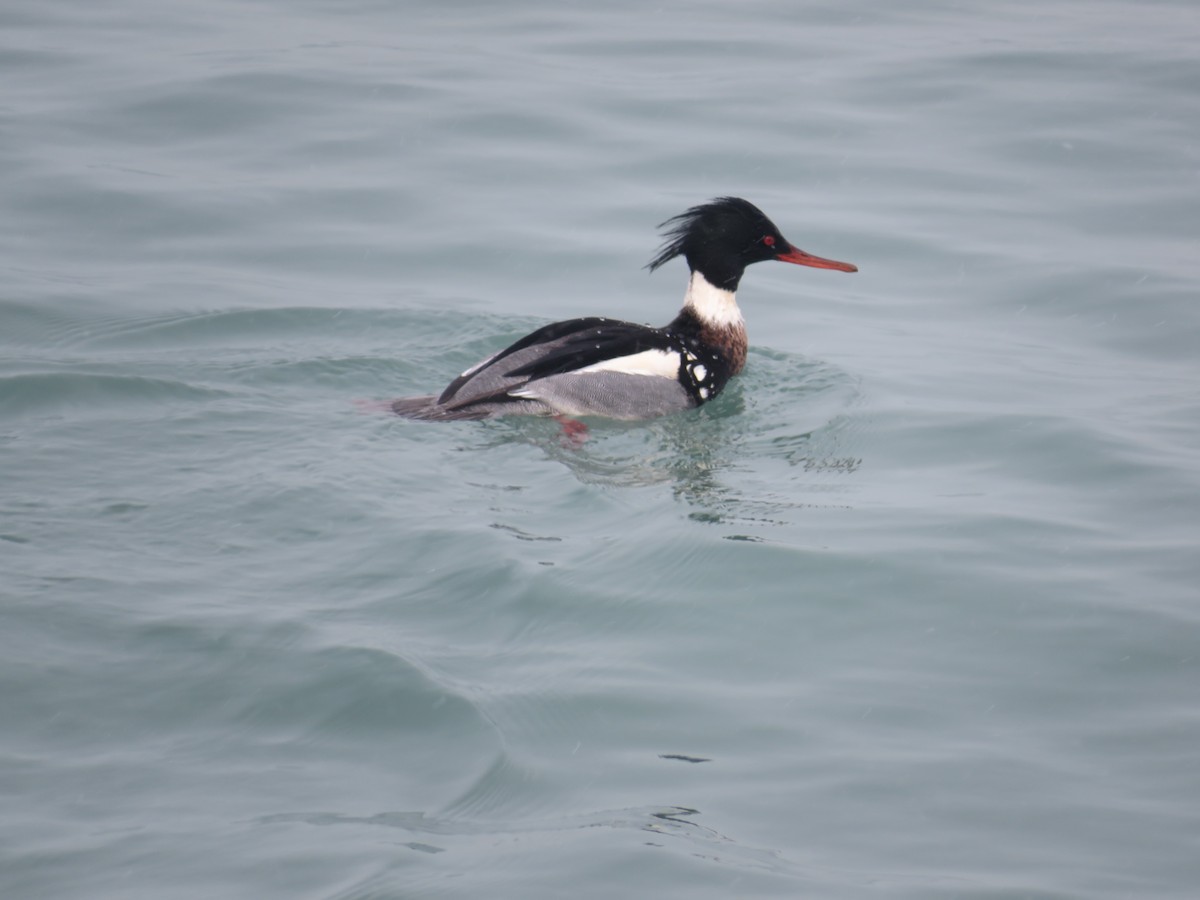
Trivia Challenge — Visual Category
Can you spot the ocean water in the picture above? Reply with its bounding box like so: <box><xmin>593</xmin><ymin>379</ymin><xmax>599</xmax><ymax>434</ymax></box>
<box><xmin>2</xmin><ymin>1</ymin><xmax>1199</xmax><ymax>897</ymax></box>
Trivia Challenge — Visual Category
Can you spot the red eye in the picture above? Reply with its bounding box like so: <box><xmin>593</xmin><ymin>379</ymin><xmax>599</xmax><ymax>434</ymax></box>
<box><xmin>763</xmin><ymin>235</ymin><xmax>776</xmax><ymax>247</ymax></box>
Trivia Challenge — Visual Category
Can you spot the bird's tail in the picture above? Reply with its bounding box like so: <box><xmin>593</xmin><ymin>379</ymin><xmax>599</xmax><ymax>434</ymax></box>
<box><xmin>390</xmin><ymin>396</ymin><xmax>490</xmax><ymax>421</ymax></box>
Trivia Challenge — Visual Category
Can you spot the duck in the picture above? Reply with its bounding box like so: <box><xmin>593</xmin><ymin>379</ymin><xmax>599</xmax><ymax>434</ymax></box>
<box><xmin>391</xmin><ymin>197</ymin><xmax>856</xmax><ymax>425</ymax></box>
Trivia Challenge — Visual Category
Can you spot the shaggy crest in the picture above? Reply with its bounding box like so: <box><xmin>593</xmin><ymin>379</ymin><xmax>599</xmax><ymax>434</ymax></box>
<box><xmin>646</xmin><ymin>196</ymin><xmax>771</xmax><ymax>272</ymax></box>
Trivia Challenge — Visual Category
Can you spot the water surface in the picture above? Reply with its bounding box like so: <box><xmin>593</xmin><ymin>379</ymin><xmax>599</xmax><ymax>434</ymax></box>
<box><xmin>3</xmin><ymin>1</ymin><xmax>1199</xmax><ymax>897</ymax></box>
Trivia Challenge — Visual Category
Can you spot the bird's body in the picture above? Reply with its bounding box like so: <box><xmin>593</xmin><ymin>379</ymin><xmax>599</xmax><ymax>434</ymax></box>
<box><xmin>392</xmin><ymin>197</ymin><xmax>855</xmax><ymax>423</ymax></box>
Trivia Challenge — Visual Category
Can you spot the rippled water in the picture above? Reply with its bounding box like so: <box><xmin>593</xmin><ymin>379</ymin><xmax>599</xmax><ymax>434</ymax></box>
<box><xmin>3</xmin><ymin>1</ymin><xmax>1199</xmax><ymax>897</ymax></box>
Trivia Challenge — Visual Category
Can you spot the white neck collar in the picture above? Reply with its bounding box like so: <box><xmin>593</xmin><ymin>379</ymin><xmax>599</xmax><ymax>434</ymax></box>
<box><xmin>684</xmin><ymin>270</ymin><xmax>743</xmax><ymax>329</ymax></box>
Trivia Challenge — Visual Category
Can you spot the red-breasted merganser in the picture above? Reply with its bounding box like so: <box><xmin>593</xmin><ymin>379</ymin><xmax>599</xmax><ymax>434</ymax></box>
<box><xmin>392</xmin><ymin>197</ymin><xmax>856</xmax><ymax>423</ymax></box>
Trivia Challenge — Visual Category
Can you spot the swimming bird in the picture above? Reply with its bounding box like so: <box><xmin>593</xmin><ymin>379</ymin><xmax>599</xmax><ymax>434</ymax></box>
<box><xmin>391</xmin><ymin>197</ymin><xmax>856</xmax><ymax>425</ymax></box>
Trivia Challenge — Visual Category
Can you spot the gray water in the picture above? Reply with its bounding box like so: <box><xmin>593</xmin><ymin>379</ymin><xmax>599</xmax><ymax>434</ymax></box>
<box><xmin>3</xmin><ymin>2</ymin><xmax>1199</xmax><ymax>897</ymax></box>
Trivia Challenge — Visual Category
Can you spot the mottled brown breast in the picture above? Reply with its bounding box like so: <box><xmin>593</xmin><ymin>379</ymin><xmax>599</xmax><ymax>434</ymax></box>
<box><xmin>700</xmin><ymin>322</ymin><xmax>748</xmax><ymax>375</ymax></box>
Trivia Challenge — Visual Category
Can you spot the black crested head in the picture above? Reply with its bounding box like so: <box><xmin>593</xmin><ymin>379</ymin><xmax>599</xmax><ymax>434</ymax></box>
<box><xmin>646</xmin><ymin>196</ymin><xmax>858</xmax><ymax>288</ymax></box>
<box><xmin>646</xmin><ymin>197</ymin><xmax>790</xmax><ymax>290</ymax></box>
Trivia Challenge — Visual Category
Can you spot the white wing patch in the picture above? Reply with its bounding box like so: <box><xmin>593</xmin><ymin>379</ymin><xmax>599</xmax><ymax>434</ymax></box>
<box><xmin>575</xmin><ymin>348</ymin><xmax>680</xmax><ymax>379</ymax></box>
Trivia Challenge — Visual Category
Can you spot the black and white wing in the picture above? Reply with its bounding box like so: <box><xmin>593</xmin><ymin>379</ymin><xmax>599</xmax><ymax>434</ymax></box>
<box><xmin>393</xmin><ymin>317</ymin><xmax>695</xmax><ymax>421</ymax></box>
